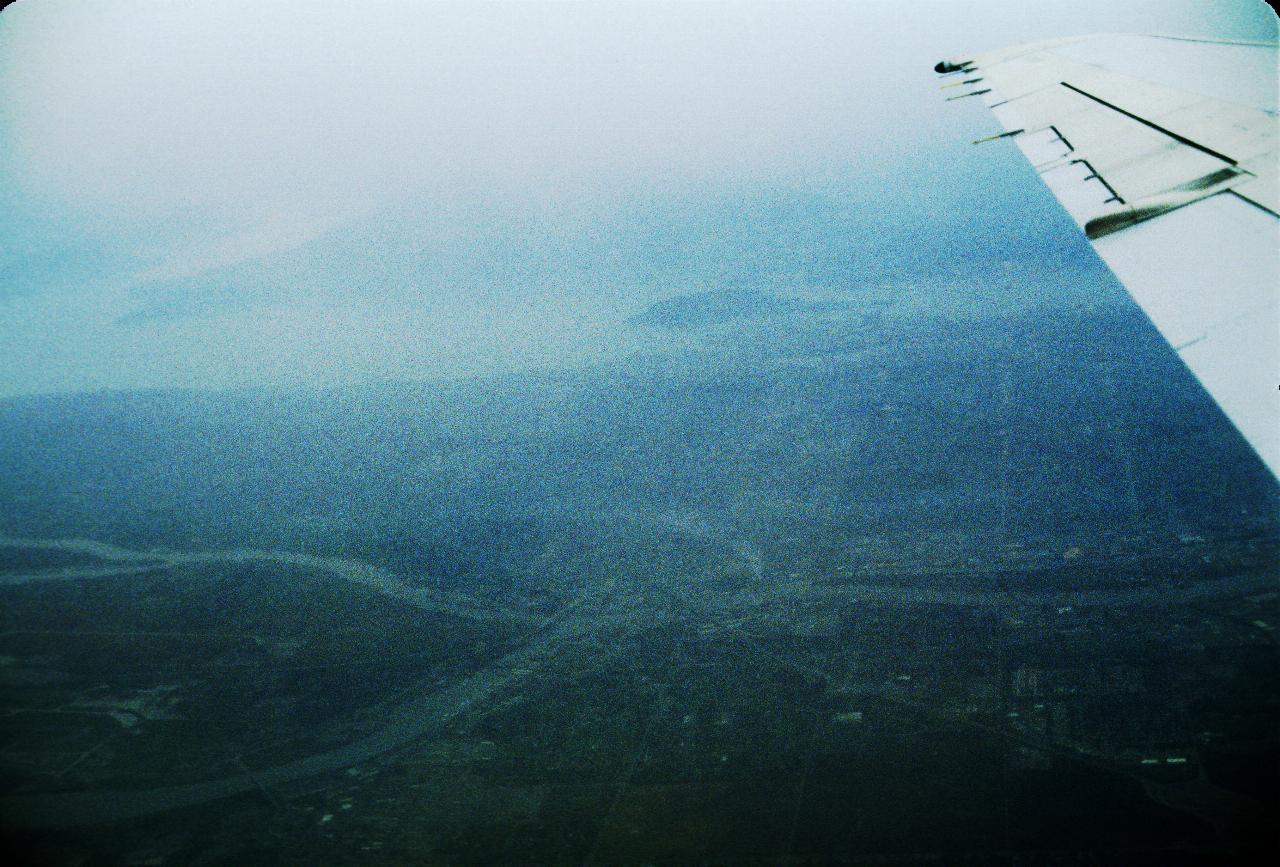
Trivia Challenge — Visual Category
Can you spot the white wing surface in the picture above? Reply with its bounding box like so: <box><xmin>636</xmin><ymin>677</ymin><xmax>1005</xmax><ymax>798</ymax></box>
<box><xmin>936</xmin><ymin>34</ymin><xmax>1279</xmax><ymax>480</ymax></box>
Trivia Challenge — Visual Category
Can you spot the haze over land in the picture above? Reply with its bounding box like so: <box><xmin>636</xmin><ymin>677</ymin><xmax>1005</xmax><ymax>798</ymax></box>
<box><xmin>1</xmin><ymin>0</ymin><xmax>1274</xmax><ymax>396</ymax></box>
<box><xmin>0</xmin><ymin>1</ymin><xmax>1277</xmax><ymax>863</ymax></box>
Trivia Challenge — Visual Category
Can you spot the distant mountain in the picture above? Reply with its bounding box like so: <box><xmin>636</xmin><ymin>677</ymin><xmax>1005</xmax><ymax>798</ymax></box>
<box><xmin>629</xmin><ymin>289</ymin><xmax>848</xmax><ymax>329</ymax></box>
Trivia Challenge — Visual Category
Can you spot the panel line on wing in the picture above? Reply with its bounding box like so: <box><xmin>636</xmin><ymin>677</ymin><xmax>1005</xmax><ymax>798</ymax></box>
<box><xmin>1172</xmin><ymin>299</ymin><xmax>1278</xmax><ymax>352</ymax></box>
<box><xmin>1059</xmin><ymin>82</ymin><xmax>1240</xmax><ymax>165</ymax></box>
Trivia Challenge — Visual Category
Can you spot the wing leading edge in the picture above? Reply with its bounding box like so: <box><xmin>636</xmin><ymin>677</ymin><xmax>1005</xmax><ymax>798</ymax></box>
<box><xmin>936</xmin><ymin>33</ymin><xmax>1279</xmax><ymax>480</ymax></box>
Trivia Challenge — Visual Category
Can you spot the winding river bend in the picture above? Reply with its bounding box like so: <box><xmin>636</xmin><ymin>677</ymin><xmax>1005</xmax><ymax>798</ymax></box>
<box><xmin>1</xmin><ymin>534</ymin><xmax>1275</xmax><ymax>827</ymax></box>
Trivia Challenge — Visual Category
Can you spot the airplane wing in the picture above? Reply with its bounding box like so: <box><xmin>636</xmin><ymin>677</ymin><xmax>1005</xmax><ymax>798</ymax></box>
<box><xmin>935</xmin><ymin>33</ymin><xmax>1279</xmax><ymax>480</ymax></box>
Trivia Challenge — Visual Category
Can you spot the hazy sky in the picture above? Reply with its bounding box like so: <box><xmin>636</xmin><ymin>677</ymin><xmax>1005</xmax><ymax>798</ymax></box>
<box><xmin>0</xmin><ymin>0</ymin><xmax>1274</xmax><ymax>396</ymax></box>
